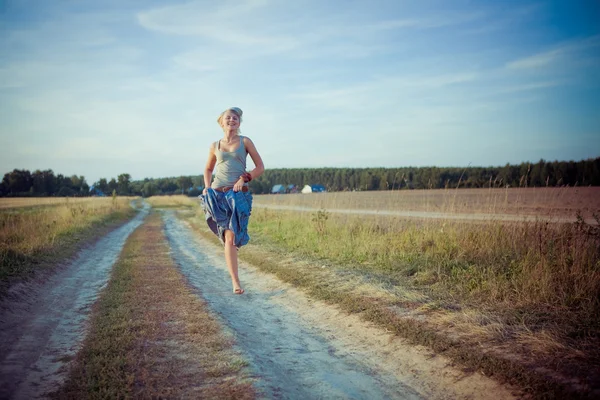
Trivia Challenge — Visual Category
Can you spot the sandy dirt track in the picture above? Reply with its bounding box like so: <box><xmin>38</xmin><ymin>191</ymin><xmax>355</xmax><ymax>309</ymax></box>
<box><xmin>0</xmin><ymin>204</ymin><xmax>149</xmax><ymax>399</ymax></box>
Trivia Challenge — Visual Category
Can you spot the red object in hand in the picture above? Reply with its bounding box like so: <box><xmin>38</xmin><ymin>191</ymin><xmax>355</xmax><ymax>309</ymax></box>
<box><xmin>240</xmin><ymin>172</ymin><xmax>252</xmax><ymax>183</ymax></box>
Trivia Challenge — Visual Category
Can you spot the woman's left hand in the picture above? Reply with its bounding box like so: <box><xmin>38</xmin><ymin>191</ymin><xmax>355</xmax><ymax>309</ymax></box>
<box><xmin>233</xmin><ymin>177</ymin><xmax>245</xmax><ymax>192</ymax></box>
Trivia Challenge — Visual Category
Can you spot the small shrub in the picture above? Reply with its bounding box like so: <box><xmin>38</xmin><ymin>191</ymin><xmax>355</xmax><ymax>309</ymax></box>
<box><xmin>311</xmin><ymin>209</ymin><xmax>329</xmax><ymax>236</ymax></box>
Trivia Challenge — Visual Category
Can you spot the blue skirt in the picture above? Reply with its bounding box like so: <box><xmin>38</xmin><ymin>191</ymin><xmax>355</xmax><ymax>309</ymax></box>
<box><xmin>200</xmin><ymin>188</ymin><xmax>253</xmax><ymax>248</ymax></box>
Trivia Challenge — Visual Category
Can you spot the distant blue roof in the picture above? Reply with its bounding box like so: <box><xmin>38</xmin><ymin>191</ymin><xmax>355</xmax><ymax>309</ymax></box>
<box><xmin>271</xmin><ymin>184</ymin><xmax>285</xmax><ymax>193</ymax></box>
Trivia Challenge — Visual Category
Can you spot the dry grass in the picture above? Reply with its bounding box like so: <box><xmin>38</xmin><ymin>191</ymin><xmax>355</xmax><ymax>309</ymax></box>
<box><xmin>53</xmin><ymin>212</ymin><xmax>255</xmax><ymax>399</ymax></box>
<box><xmin>0</xmin><ymin>197</ymin><xmax>106</xmax><ymax>209</ymax></box>
<box><xmin>248</xmin><ymin>209</ymin><xmax>599</xmax><ymax>332</ymax></box>
<box><xmin>253</xmin><ymin>187</ymin><xmax>600</xmax><ymax>220</ymax></box>
<box><xmin>153</xmin><ymin>191</ymin><xmax>600</xmax><ymax>397</ymax></box>
<box><xmin>145</xmin><ymin>195</ymin><xmax>198</xmax><ymax>208</ymax></box>
<box><xmin>0</xmin><ymin>197</ymin><xmax>137</xmax><ymax>289</ymax></box>
<box><xmin>249</xmin><ymin>188</ymin><xmax>600</xmax><ymax>332</ymax></box>
<box><xmin>185</xmin><ymin>188</ymin><xmax>600</xmax><ymax>397</ymax></box>
<box><xmin>189</xmin><ymin>212</ymin><xmax>599</xmax><ymax>398</ymax></box>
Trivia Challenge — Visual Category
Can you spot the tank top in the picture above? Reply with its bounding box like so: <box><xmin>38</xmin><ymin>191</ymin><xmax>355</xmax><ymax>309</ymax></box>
<box><xmin>211</xmin><ymin>135</ymin><xmax>248</xmax><ymax>188</ymax></box>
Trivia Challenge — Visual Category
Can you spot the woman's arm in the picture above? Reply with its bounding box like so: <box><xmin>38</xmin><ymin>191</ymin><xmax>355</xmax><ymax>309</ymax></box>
<box><xmin>233</xmin><ymin>137</ymin><xmax>264</xmax><ymax>192</ymax></box>
<box><xmin>244</xmin><ymin>137</ymin><xmax>264</xmax><ymax>180</ymax></box>
<box><xmin>203</xmin><ymin>144</ymin><xmax>216</xmax><ymax>194</ymax></box>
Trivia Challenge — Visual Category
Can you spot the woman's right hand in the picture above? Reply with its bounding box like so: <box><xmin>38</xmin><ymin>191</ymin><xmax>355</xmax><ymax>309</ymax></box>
<box><xmin>202</xmin><ymin>188</ymin><xmax>208</xmax><ymax>195</ymax></box>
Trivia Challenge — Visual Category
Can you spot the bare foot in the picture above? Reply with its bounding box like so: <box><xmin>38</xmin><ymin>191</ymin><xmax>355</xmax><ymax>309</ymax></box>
<box><xmin>233</xmin><ymin>288</ymin><xmax>245</xmax><ymax>295</ymax></box>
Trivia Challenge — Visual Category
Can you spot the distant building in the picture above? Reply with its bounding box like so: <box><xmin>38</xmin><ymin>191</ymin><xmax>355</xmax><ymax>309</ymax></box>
<box><xmin>89</xmin><ymin>185</ymin><xmax>106</xmax><ymax>197</ymax></box>
<box><xmin>271</xmin><ymin>184</ymin><xmax>286</xmax><ymax>194</ymax></box>
<box><xmin>301</xmin><ymin>184</ymin><xmax>326</xmax><ymax>194</ymax></box>
<box><xmin>286</xmin><ymin>184</ymin><xmax>298</xmax><ymax>194</ymax></box>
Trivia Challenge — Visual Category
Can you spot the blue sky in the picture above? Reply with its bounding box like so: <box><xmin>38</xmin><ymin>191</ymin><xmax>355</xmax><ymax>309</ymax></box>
<box><xmin>1</xmin><ymin>0</ymin><xmax>599</xmax><ymax>184</ymax></box>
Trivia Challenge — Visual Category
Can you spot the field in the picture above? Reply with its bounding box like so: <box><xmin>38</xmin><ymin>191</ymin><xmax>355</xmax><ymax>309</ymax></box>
<box><xmin>1</xmin><ymin>189</ymin><xmax>599</xmax><ymax>398</ymax></box>
<box><xmin>0</xmin><ymin>197</ymin><xmax>111</xmax><ymax>210</ymax></box>
<box><xmin>252</xmin><ymin>187</ymin><xmax>600</xmax><ymax>222</ymax></box>
<box><xmin>238</xmin><ymin>187</ymin><xmax>600</xmax><ymax>396</ymax></box>
<box><xmin>145</xmin><ymin>195</ymin><xmax>198</xmax><ymax>208</ymax></box>
<box><xmin>0</xmin><ymin>196</ymin><xmax>138</xmax><ymax>293</ymax></box>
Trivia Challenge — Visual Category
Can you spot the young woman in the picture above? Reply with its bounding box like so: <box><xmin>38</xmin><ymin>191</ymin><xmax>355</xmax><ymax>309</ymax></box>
<box><xmin>201</xmin><ymin>107</ymin><xmax>264</xmax><ymax>294</ymax></box>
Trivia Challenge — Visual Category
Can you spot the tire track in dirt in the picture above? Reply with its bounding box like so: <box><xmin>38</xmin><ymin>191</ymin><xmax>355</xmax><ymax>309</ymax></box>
<box><xmin>0</xmin><ymin>204</ymin><xmax>149</xmax><ymax>400</ymax></box>
<box><xmin>162</xmin><ymin>210</ymin><xmax>517</xmax><ymax>400</ymax></box>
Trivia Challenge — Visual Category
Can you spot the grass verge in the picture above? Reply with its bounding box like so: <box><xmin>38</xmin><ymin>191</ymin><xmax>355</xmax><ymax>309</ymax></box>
<box><xmin>52</xmin><ymin>211</ymin><xmax>255</xmax><ymax>399</ymax></box>
<box><xmin>145</xmin><ymin>195</ymin><xmax>198</xmax><ymax>209</ymax></box>
<box><xmin>0</xmin><ymin>197</ymin><xmax>138</xmax><ymax>298</ymax></box>
<box><xmin>183</xmin><ymin>206</ymin><xmax>599</xmax><ymax>399</ymax></box>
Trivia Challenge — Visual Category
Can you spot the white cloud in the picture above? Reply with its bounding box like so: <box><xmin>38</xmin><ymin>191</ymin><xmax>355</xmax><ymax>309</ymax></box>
<box><xmin>136</xmin><ymin>0</ymin><xmax>298</xmax><ymax>48</ymax></box>
<box><xmin>372</xmin><ymin>12</ymin><xmax>484</xmax><ymax>30</ymax></box>
<box><xmin>506</xmin><ymin>35</ymin><xmax>600</xmax><ymax>71</ymax></box>
<box><xmin>507</xmin><ymin>48</ymin><xmax>565</xmax><ymax>70</ymax></box>
<box><xmin>1</xmin><ymin>1</ymin><xmax>599</xmax><ymax>183</ymax></box>
<box><xmin>287</xmin><ymin>71</ymin><xmax>480</xmax><ymax>114</ymax></box>
<box><xmin>497</xmin><ymin>81</ymin><xmax>561</xmax><ymax>93</ymax></box>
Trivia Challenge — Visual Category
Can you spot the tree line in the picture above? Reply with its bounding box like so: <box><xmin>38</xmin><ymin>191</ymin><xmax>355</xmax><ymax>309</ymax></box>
<box><xmin>1</xmin><ymin>157</ymin><xmax>599</xmax><ymax>197</ymax></box>
<box><xmin>252</xmin><ymin>157</ymin><xmax>600</xmax><ymax>193</ymax></box>
<box><xmin>0</xmin><ymin>169</ymin><xmax>204</xmax><ymax>198</ymax></box>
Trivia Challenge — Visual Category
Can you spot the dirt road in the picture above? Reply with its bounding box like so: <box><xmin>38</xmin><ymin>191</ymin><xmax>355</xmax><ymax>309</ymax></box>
<box><xmin>0</xmin><ymin>204</ymin><xmax>149</xmax><ymax>399</ymax></box>
<box><xmin>163</xmin><ymin>210</ymin><xmax>517</xmax><ymax>399</ymax></box>
<box><xmin>0</xmin><ymin>205</ymin><xmax>518</xmax><ymax>399</ymax></box>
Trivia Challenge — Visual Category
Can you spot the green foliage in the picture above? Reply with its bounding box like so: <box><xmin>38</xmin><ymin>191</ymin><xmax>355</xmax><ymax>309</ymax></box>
<box><xmin>117</xmin><ymin>173</ymin><xmax>131</xmax><ymax>196</ymax></box>
<box><xmin>0</xmin><ymin>169</ymin><xmax>107</xmax><ymax>197</ymax></box>
<box><xmin>248</xmin><ymin>157</ymin><xmax>600</xmax><ymax>194</ymax></box>
<box><xmin>2</xmin><ymin>157</ymin><xmax>599</xmax><ymax>197</ymax></box>
<box><xmin>177</xmin><ymin>176</ymin><xmax>193</xmax><ymax>195</ymax></box>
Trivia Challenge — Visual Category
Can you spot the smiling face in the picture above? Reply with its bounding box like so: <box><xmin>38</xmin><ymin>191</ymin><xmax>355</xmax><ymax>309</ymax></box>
<box><xmin>219</xmin><ymin>109</ymin><xmax>241</xmax><ymax>133</ymax></box>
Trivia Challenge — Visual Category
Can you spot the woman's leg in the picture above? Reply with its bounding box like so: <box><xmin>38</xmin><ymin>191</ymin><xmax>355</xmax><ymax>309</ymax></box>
<box><xmin>223</xmin><ymin>229</ymin><xmax>243</xmax><ymax>293</ymax></box>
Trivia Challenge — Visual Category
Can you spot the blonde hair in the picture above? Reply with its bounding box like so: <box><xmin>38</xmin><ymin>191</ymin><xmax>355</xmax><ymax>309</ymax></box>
<box><xmin>217</xmin><ymin>107</ymin><xmax>243</xmax><ymax>134</ymax></box>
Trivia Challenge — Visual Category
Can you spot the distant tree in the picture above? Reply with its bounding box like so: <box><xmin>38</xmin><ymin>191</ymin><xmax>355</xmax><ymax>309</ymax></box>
<box><xmin>94</xmin><ymin>178</ymin><xmax>109</xmax><ymax>195</ymax></box>
<box><xmin>32</xmin><ymin>170</ymin><xmax>44</xmax><ymax>195</ymax></box>
<box><xmin>141</xmin><ymin>181</ymin><xmax>157</xmax><ymax>197</ymax></box>
<box><xmin>248</xmin><ymin>176</ymin><xmax>267</xmax><ymax>194</ymax></box>
<box><xmin>498</xmin><ymin>163</ymin><xmax>516</xmax><ymax>187</ymax></box>
<box><xmin>0</xmin><ymin>173</ymin><xmax>9</xmax><ymax>196</ymax></box>
<box><xmin>55</xmin><ymin>174</ymin><xmax>75</xmax><ymax>195</ymax></box>
<box><xmin>108</xmin><ymin>178</ymin><xmax>118</xmax><ymax>194</ymax></box>
<box><xmin>68</xmin><ymin>175</ymin><xmax>89</xmax><ymax>196</ymax></box>
<box><xmin>117</xmin><ymin>174</ymin><xmax>131</xmax><ymax>195</ymax></box>
<box><xmin>177</xmin><ymin>176</ymin><xmax>193</xmax><ymax>195</ymax></box>
<box><xmin>192</xmin><ymin>175</ymin><xmax>204</xmax><ymax>188</ymax></box>
<box><xmin>8</xmin><ymin>157</ymin><xmax>595</xmax><ymax>198</ymax></box>
<box><xmin>592</xmin><ymin>158</ymin><xmax>600</xmax><ymax>186</ymax></box>
<box><xmin>4</xmin><ymin>169</ymin><xmax>33</xmax><ymax>195</ymax></box>
<box><xmin>70</xmin><ymin>175</ymin><xmax>82</xmax><ymax>190</ymax></box>
<box><xmin>32</xmin><ymin>169</ymin><xmax>56</xmax><ymax>195</ymax></box>
<box><xmin>57</xmin><ymin>186</ymin><xmax>76</xmax><ymax>196</ymax></box>
<box><xmin>126</xmin><ymin>159</ymin><xmax>600</xmax><ymax>194</ymax></box>
<box><xmin>80</xmin><ymin>179</ymin><xmax>90</xmax><ymax>195</ymax></box>
<box><xmin>529</xmin><ymin>159</ymin><xmax>544</xmax><ymax>187</ymax></box>
<box><xmin>160</xmin><ymin>179</ymin><xmax>178</xmax><ymax>194</ymax></box>
<box><xmin>519</xmin><ymin>163</ymin><xmax>531</xmax><ymax>187</ymax></box>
